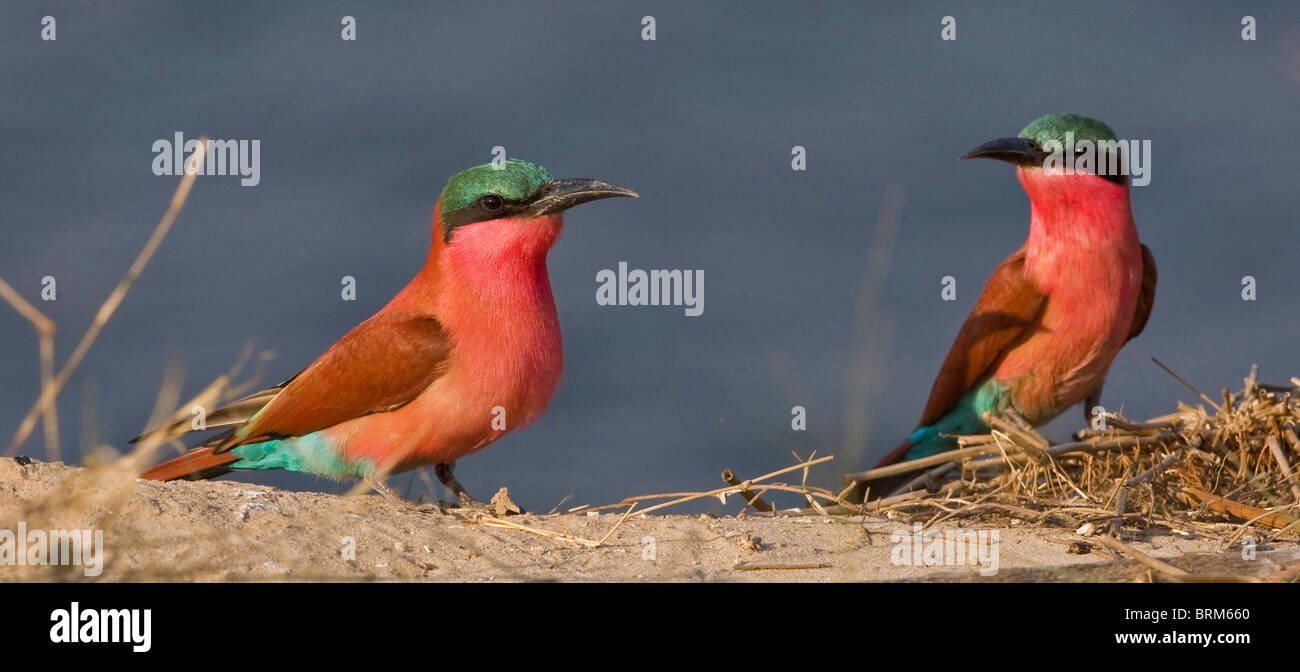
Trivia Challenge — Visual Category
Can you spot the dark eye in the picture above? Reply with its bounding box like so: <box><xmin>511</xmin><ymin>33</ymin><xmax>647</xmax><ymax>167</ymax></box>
<box><xmin>480</xmin><ymin>194</ymin><xmax>503</xmax><ymax>211</ymax></box>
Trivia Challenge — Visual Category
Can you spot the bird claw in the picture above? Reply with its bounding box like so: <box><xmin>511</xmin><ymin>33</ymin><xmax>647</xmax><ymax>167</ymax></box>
<box><xmin>453</xmin><ymin>492</ymin><xmax>490</xmax><ymax>512</ymax></box>
<box><xmin>433</xmin><ymin>462</ymin><xmax>526</xmax><ymax>515</ymax></box>
<box><xmin>448</xmin><ymin>489</ymin><xmax>527</xmax><ymax>516</ymax></box>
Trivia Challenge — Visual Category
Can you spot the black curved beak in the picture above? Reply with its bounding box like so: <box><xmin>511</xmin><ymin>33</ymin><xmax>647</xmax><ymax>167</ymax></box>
<box><xmin>960</xmin><ymin>137</ymin><xmax>1048</xmax><ymax>166</ymax></box>
<box><xmin>526</xmin><ymin>178</ymin><xmax>639</xmax><ymax>216</ymax></box>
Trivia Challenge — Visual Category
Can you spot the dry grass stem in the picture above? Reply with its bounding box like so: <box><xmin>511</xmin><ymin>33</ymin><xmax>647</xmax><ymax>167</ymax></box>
<box><xmin>6</xmin><ymin>138</ymin><xmax>209</xmax><ymax>456</ymax></box>
<box><xmin>470</xmin><ymin>503</ymin><xmax>638</xmax><ymax>548</ymax></box>
<box><xmin>836</xmin><ymin>365</ymin><xmax>1300</xmax><ymax>555</ymax></box>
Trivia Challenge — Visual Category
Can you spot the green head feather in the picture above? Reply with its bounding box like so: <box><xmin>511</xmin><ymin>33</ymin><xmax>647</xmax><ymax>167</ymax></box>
<box><xmin>438</xmin><ymin>159</ymin><xmax>553</xmax><ymax>214</ymax></box>
<box><xmin>1019</xmin><ymin>114</ymin><xmax>1117</xmax><ymax>148</ymax></box>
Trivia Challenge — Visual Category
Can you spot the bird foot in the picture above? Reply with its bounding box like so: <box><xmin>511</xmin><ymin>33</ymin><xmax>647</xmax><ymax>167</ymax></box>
<box><xmin>433</xmin><ymin>462</ymin><xmax>526</xmax><ymax>516</ymax></box>
<box><xmin>444</xmin><ymin>488</ymin><xmax>527</xmax><ymax>516</ymax></box>
<box><xmin>451</xmin><ymin>491</ymin><xmax>486</xmax><ymax>509</ymax></box>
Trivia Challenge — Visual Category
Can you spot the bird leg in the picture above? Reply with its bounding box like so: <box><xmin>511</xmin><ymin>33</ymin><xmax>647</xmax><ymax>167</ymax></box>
<box><xmin>995</xmin><ymin>407</ymin><xmax>1052</xmax><ymax>457</ymax></box>
<box><xmin>434</xmin><ymin>461</ymin><xmax>482</xmax><ymax>509</ymax></box>
<box><xmin>1084</xmin><ymin>384</ymin><xmax>1104</xmax><ymax>425</ymax></box>
<box><xmin>1000</xmin><ymin>407</ymin><xmax>1036</xmax><ymax>434</ymax></box>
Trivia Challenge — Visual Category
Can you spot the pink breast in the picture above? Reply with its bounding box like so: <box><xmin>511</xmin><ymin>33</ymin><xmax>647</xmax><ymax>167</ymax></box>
<box><xmin>995</xmin><ymin>169</ymin><xmax>1143</xmax><ymax>422</ymax></box>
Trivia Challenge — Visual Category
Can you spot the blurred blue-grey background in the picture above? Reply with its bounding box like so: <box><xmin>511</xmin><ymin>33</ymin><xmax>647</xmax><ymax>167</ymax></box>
<box><xmin>2</xmin><ymin>1</ymin><xmax>1297</xmax><ymax>510</ymax></box>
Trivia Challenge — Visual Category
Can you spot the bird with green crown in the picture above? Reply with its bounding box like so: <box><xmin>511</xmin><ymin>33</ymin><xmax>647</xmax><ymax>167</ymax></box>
<box><xmin>865</xmin><ymin>114</ymin><xmax>1156</xmax><ymax>497</ymax></box>
<box><xmin>138</xmin><ymin>160</ymin><xmax>637</xmax><ymax>506</ymax></box>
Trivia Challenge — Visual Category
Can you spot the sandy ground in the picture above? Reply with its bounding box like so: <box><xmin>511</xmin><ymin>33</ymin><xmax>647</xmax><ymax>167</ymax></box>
<box><xmin>2</xmin><ymin>457</ymin><xmax>1297</xmax><ymax>582</ymax></box>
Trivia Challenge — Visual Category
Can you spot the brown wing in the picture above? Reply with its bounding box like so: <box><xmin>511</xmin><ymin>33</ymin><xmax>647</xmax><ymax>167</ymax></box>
<box><xmin>214</xmin><ymin>310</ymin><xmax>453</xmax><ymax>451</ymax></box>
<box><xmin>1127</xmin><ymin>244</ymin><xmax>1156</xmax><ymax>341</ymax></box>
<box><xmin>917</xmin><ymin>248</ymin><xmax>1047</xmax><ymax>427</ymax></box>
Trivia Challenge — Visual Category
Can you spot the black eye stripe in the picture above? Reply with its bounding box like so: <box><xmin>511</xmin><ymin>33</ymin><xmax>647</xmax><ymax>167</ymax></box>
<box><xmin>442</xmin><ymin>196</ymin><xmax>528</xmax><ymax>242</ymax></box>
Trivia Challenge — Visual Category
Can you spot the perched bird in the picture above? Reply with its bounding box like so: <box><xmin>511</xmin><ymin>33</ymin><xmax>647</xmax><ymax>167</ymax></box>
<box><xmin>138</xmin><ymin>159</ymin><xmax>637</xmax><ymax>504</ymax></box>
<box><xmin>867</xmin><ymin>114</ymin><xmax>1156</xmax><ymax>493</ymax></box>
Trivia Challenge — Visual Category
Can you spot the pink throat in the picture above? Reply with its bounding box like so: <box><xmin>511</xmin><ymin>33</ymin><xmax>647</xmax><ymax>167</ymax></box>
<box><xmin>385</xmin><ymin>212</ymin><xmax>565</xmax><ymax>316</ymax></box>
<box><xmin>1017</xmin><ymin>168</ymin><xmax>1136</xmax><ymax>269</ymax></box>
<box><xmin>438</xmin><ymin>215</ymin><xmax>564</xmax><ymax>306</ymax></box>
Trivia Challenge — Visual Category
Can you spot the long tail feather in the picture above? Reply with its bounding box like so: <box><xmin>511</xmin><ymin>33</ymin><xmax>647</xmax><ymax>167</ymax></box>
<box><xmin>129</xmin><ymin>376</ymin><xmax>295</xmax><ymax>445</ymax></box>
<box><xmin>140</xmin><ymin>446</ymin><xmax>240</xmax><ymax>481</ymax></box>
<box><xmin>130</xmin><ymin>394</ymin><xmax>272</xmax><ymax>445</ymax></box>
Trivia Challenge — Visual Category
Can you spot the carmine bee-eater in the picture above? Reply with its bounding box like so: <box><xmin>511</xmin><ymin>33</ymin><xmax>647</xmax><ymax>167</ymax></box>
<box><xmin>869</xmin><ymin>114</ymin><xmax>1156</xmax><ymax>490</ymax></box>
<box><xmin>138</xmin><ymin>159</ymin><xmax>637</xmax><ymax>503</ymax></box>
